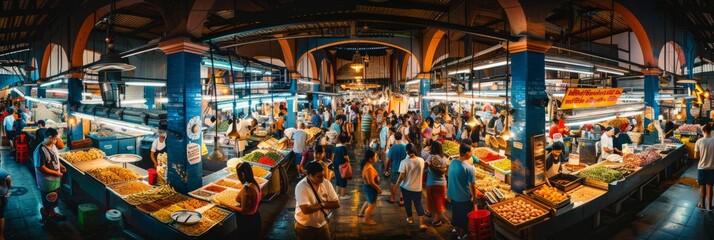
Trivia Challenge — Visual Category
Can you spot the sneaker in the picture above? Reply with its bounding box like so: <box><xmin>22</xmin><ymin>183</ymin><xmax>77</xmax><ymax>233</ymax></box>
<box><xmin>457</xmin><ymin>234</ymin><xmax>469</xmax><ymax>240</ymax></box>
<box><xmin>406</xmin><ymin>217</ymin><xmax>414</xmax><ymax>224</ymax></box>
<box><xmin>339</xmin><ymin>195</ymin><xmax>351</xmax><ymax>200</ymax></box>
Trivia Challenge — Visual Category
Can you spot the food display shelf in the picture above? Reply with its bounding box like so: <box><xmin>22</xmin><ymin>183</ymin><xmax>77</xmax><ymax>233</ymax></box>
<box><xmin>547</xmin><ymin>174</ymin><xmax>583</xmax><ymax>192</ymax></box>
<box><xmin>487</xmin><ymin>196</ymin><xmax>551</xmax><ymax>231</ymax></box>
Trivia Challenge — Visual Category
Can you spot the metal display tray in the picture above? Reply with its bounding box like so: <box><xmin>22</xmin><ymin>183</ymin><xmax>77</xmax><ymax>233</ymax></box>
<box><xmin>106</xmin><ymin>180</ymin><xmax>155</xmax><ymax>198</ymax></box>
<box><xmin>487</xmin><ymin>196</ymin><xmax>551</xmax><ymax>231</ymax></box>
<box><xmin>548</xmin><ymin>174</ymin><xmax>583</xmax><ymax>192</ymax></box>
<box><xmin>170</xmin><ymin>207</ymin><xmax>232</xmax><ymax>237</ymax></box>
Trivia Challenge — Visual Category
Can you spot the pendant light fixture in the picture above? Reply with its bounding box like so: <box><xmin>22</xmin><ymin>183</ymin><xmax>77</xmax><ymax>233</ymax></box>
<box><xmin>500</xmin><ymin>40</ymin><xmax>513</xmax><ymax>141</ymax></box>
<box><xmin>226</xmin><ymin>55</ymin><xmax>241</xmax><ymax>140</ymax></box>
<box><xmin>207</xmin><ymin>42</ymin><xmax>225</xmax><ymax>161</ymax></box>
<box><xmin>350</xmin><ymin>51</ymin><xmax>364</xmax><ymax>73</ymax></box>
<box><xmin>466</xmin><ymin>39</ymin><xmax>478</xmax><ymax>127</ymax></box>
<box><xmin>88</xmin><ymin>1</ymin><xmax>135</xmax><ymax>72</ymax></box>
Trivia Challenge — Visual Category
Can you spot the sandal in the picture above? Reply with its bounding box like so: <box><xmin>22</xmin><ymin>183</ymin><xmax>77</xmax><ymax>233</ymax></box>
<box><xmin>424</xmin><ymin>211</ymin><xmax>432</xmax><ymax>218</ymax></box>
<box><xmin>398</xmin><ymin>198</ymin><xmax>404</xmax><ymax>206</ymax></box>
<box><xmin>431</xmin><ymin>220</ymin><xmax>443</xmax><ymax>227</ymax></box>
<box><xmin>697</xmin><ymin>202</ymin><xmax>705</xmax><ymax>209</ymax></box>
<box><xmin>386</xmin><ymin>199</ymin><xmax>396</xmax><ymax>204</ymax></box>
<box><xmin>363</xmin><ymin>220</ymin><xmax>378</xmax><ymax>226</ymax></box>
<box><xmin>358</xmin><ymin>212</ymin><xmax>365</xmax><ymax>217</ymax></box>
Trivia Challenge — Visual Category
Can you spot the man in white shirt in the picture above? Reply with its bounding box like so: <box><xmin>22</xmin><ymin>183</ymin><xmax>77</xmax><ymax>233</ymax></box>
<box><xmin>600</xmin><ymin>127</ymin><xmax>615</xmax><ymax>161</ymax></box>
<box><xmin>323</xmin><ymin>110</ymin><xmax>331</xmax><ymax>129</ymax></box>
<box><xmin>294</xmin><ymin>162</ymin><xmax>340</xmax><ymax>240</ymax></box>
<box><xmin>292</xmin><ymin>123</ymin><xmax>309</xmax><ymax>177</ymax></box>
<box><xmin>694</xmin><ymin>123</ymin><xmax>714</xmax><ymax>210</ymax></box>
<box><xmin>3</xmin><ymin>108</ymin><xmax>15</xmax><ymax>150</ymax></box>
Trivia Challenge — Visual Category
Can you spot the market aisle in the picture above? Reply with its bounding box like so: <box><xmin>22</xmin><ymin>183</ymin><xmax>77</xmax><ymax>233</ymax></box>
<box><xmin>0</xmin><ymin>150</ymin><xmax>84</xmax><ymax>240</ymax></box>
<box><xmin>264</xmin><ymin>125</ymin><xmax>456</xmax><ymax>239</ymax></box>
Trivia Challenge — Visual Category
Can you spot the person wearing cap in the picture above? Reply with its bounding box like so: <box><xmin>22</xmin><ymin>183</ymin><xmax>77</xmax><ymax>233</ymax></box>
<box><xmin>150</xmin><ymin>127</ymin><xmax>168</xmax><ymax>168</ymax></box>
<box><xmin>294</xmin><ymin>161</ymin><xmax>341</xmax><ymax>240</ymax></box>
<box><xmin>600</xmin><ymin>127</ymin><xmax>615</xmax><ymax>161</ymax></box>
<box><xmin>545</xmin><ymin>142</ymin><xmax>567</xmax><ymax>178</ymax></box>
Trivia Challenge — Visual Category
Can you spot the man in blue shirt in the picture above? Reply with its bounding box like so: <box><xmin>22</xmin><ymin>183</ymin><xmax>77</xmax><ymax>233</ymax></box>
<box><xmin>330</xmin><ymin>116</ymin><xmax>342</xmax><ymax>134</ymax></box>
<box><xmin>387</xmin><ymin>132</ymin><xmax>407</xmax><ymax>204</ymax></box>
<box><xmin>447</xmin><ymin>143</ymin><xmax>478</xmax><ymax>240</ymax></box>
<box><xmin>379</xmin><ymin>120</ymin><xmax>392</xmax><ymax>174</ymax></box>
<box><xmin>310</xmin><ymin>110</ymin><xmax>322</xmax><ymax>128</ymax></box>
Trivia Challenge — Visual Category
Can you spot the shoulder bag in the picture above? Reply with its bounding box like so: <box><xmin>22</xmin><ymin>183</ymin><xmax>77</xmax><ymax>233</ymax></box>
<box><xmin>307</xmin><ymin>180</ymin><xmax>333</xmax><ymax>222</ymax></box>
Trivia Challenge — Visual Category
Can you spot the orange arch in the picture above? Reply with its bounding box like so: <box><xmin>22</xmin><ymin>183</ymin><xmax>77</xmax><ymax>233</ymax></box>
<box><xmin>669</xmin><ymin>41</ymin><xmax>686</xmax><ymax>67</ymax></box>
<box><xmin>40</xmin><ymin>43</ymin><xmax>55</xmax><ymax>78</ymax></box>
<box><xmin>295</xmin><ymin>39</ymin><xmax>420</xmax><ymax>72</ymax></box>
<box><xmin>496</xmin><ymin>0</ymin><xmax>527</xmax><ymax>35</ymax></box>
<box><xmin>585</xmin><ymin>0</ymin><xmax>656</xmax><ymax>67</ymax></box>
<box><xmin>422</xmin><ymin>29</ymin><xmax>445</xmax><ymax>72</ymax></box>
<box><xmin>186</xmin><ymin>0</ymin><xmax>215</xmax><ymax>37</ymax></box>
<box><xmin>307</xmin><ymin>53</ymin><xmax>318</xmax><ymax>80</ymax></box>
<box><xmin>71</xmin><ymin>0</ymin><xmax>145</xmax><ymax>68</ymax></box>
<box><xmin>276</xmin><ymin>36</ymin><xmax>295</xmax><ymax>71</ymax></box>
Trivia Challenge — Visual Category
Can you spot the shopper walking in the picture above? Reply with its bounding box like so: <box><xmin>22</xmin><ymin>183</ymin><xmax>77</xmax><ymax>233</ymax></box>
<box><xmin>443</xmin><ymin>119</ymin><xmax>455</xmax><ymax>141</ymax></box>
<box><xmin>0</xmin><ymin>167</ymin><xmax>11</xmax><ymax>240</ymax></box>
<box><xmin>425</xmin><ymin>141</ymin><xmax>448</xmax><ymax>226</ymax></box>
<box><xmin>358</xmin><ymin>149</ymin><xmax>382</xmax><ymax>225</ymax></box>
<box><xmin>379</xmin><ymin>120</ymin><xmax>392</xmax><ymax>175</ymax></box>
<box><xmin>361</xmin><ymin>110</ymin><xmax>373</xmax><ymax>146</ymax></box>
<box><xmin>396</xmin><ymin>143</ymin><xmax>427</xmax><ymax>229</ymax></box>
<box><xmin>293</xmin><ymin>123</ymin><xmax>309</xmax><ymax>178</ymax></box>
<box><xmin>695</xmin><ymin>123</ymin><xmax>714</xmax><ymax>210</ymax></box>
<box><xmin>294</xmin><ymin>162</ymin><xmax>341</xmax><ymax>240</ymax></box>
<box><xmin>447</xmin><ymin>143</ymin><xmax>478</xmax><ymax>240</ymax></box>
<box><xmin>219</xmin><ymin>162</ymin><xmax>261</xmax><ymax>238</ymax></box>
<box><xmin>387</xmin><ymin>132</ymin><xmax>407</xmax><ymax>204</ymax></box>
<box><xmin>33</xmin><ymin>128</ymin><xmax>67</xmax><ymax>223</ymax></box>
<box><xmin>3</xmin><ymin>108</ymin><xmax>15</xmax><ymax>150</ymax></box>
<box><xmin>331</xmin><ymin>135</ymin><xmax>351</xmax><ymax>199</ymax></box>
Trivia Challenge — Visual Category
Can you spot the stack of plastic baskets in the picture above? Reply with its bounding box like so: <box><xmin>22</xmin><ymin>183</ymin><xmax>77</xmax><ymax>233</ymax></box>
<box><xmin>467</xmin><ymin>210</ymin><xmax>494</xmax><ymax>240</ymax></box>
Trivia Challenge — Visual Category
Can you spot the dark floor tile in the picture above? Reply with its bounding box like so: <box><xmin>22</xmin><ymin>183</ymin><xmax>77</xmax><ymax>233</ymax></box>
<box><xmin>647</xmin><ymin>230</ymin><xmax>678</xmax><ymax>240</ymax></box>
<box><xmin>666</xmin><ymin>213</ymin><xmax>690</xmax><ymax>225</ymax></box>
<box><xmin>681</xmin><ymin>225</ymin><xmax>708</xmax><ymax>238</ymax></box>
<box><xmin>658</xmin><ymin>221</ymin><xmax>685</xmax><ymax>236</ymax></box>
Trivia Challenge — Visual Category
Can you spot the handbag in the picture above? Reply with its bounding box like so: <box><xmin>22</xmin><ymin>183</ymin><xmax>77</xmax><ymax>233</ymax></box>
<box><xmin>306</xmin><ymin>180</ymin><xmax>332</xmax><ymax>223</ymax></box>
<box><xmin>339</xmin><ymin>160</ymin><xmax>353</xmax><ymax>179</ymax></box>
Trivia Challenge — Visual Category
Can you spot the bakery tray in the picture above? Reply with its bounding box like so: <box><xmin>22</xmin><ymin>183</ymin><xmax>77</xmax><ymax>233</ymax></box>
<box><xmin>487</xmin><ymin>196</ymin><xmax>551</xmax><ymax>231</ymax></box>
<box><xmin>488</xmin><ymin>159</ymin><xmax>512</xmax><ymax>175</ymax></box>
<box><xmin>106</xmin><ymin>180</ymin><xmax>154</xmax><ymax>198</ymax></box>
<box><xmin>548</xmin><ymin>174</ymin><xmax>583</xmax><ymax>192</ymax></box>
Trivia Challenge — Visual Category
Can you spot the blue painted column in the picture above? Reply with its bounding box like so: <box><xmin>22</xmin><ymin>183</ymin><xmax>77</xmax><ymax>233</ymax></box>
<box><xmin>508</xmin><ymin>40</ymin><xmax>549</xmax><ymax>193</ymax></box>
<box><xmin>685</xmin><ymin>98</ymin><xmax>693</xmax><ymax>124</ymax></box>
<box><xmin>159</xmin><ymin>38</ymin><xmax>207</xmax><ymax>194</ymax></box>
<box><xmin>286</xmin><ymin>78</ymin><xmax>297</xmax><ymax>128</ymax></box>
<box><xmin>420</xmin><ymin>77</ymin><xmax>431</xmax><ymax>119</ymax></box>
<box><xmin>312</xmin><ymin>84</ymin><xmax>320</xmax><ymax>110</ymax></box>
<box><xmin>67</xmin><ymin>76</ymin><xmax>84</xmax><ymax>142</ymax></box>
<box><xmin>144</xmin><ymin>86</ymin><xmax>155</xmax><ymax>110</ymax></box>
<box><xmin>643</xmin><ymin>74</ymin><xmax>660</xmax><ymax>128</ymax></box>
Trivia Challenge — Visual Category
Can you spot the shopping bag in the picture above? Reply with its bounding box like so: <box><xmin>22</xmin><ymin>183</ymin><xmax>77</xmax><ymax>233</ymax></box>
<box><xmin>339</xmin><ymin>161</ymin><xmax>353</xmax><ymax>179</ymax></box>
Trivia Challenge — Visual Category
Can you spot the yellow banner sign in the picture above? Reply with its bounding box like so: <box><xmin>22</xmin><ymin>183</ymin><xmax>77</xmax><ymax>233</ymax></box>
<box><xmin>560</xmin><ymin>88</ymin><xmax>623</xmax><ymax>109</ymax></box>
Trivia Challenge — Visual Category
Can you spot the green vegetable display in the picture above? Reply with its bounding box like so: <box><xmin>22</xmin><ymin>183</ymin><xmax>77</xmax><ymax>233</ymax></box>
<box><xmin>241</xmin><ymin>151</ymin><xmax>283</xmax><ymax>163</ymax></box>
<box><xmin>443</xmin><ymin>141</ymin><xmax>460</xmax><ymax>156</ymax></box>
<box><xmin>578</xmin><ymin>166</ymin><xmax>624</xmax><ymax>183</ymax></box>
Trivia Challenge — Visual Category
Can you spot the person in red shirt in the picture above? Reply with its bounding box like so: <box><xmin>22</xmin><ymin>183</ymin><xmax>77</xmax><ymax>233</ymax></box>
<box><xmin>549</xmin><ymin>118</ymin><xmax>568</xmax><ymax>139</ymax></box>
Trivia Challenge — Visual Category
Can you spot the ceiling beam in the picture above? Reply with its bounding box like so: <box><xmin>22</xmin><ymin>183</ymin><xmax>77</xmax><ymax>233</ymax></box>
<box><xmin>126</xmin><ymin>19</ymin><xmax>165</xmax><ymax>36</ymax></box>
<box><xmin>114</xmin><ymin>9</ymin><xmax>163</xmax><ymax>21</ymax></box>
<box><xmin>0</xmin><ymin>8</ymin><xmax>51</xmax><ymax>17</ymax></box>
<box><xmin>356</xmin><ymin>0</ymin><xmax>449</xmax><ymax>12</ymax></box>
<box><xmin>0</xmin><ymin>26</ymin><xmax>42</xmax><ymax>34</ymax></box>
<box><xmin>200</xmin><ymin>12</ymin><xmax>517</xmax><ymax>43</ymax></box>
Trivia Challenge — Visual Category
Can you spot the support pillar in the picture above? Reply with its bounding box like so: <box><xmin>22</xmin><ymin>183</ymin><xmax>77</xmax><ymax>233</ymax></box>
<box><xmin>419</xmin><ymin>76</ymin><xmax>431</xmax><ymax>119</ymax></box>
<box><xmin>67</xmin><ymin>74</ymin><xmax>84</xmax><ymax>143</ymax></box>
<box><xmin>144</xmin><ymin>87</ymin><xmax>155</xmax><ymax>110</ymax></box>
<box><xmin>287</xmin><ymin>77</ymin><xmax>297</xmax><ymax>128</ymax></box>
<box><xmin>508</xmin><ymin>38</ymin><xmax>550</xmax><ymax>193</ymax></box>
<box><xmin>312</xmin><ymin>84</ymin><xmax>320</xmax><ymax>110</ymax></box>
<box><xmin>685</xmin><ymin>98</ymin><xmax>693</xmax><ymax>124</ymax></box>
<box><xmin>159</xmin><ymin>38</ymin><xmax>207</xmax><ymax>194</ymax></box>
<box><xmin>643</xmin><ymin>72</ymin><xmax>660</xmax><ymax>128</ymax></box>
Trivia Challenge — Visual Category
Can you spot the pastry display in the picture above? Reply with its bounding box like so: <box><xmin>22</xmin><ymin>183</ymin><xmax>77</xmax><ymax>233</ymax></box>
<box><xmin>60</xmin><ymin>148</ymin><xmax>105</xmax><ymax>163</ymax></box>
<box><xmin>86</xmin><ymin>166</ymin><xmax>141</xmax><ymax>185</ymax></box>
<box><xmin>109</xmin><ymin>181</ymin><xmax>154</xmax><ymax>196</ymax></box>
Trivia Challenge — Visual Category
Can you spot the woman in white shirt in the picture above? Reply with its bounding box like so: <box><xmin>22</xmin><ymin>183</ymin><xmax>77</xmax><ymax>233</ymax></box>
<box><xmin>395</xmin><ymin>143</ymin><xmax>427</xmax><ymax>230</ymax></box>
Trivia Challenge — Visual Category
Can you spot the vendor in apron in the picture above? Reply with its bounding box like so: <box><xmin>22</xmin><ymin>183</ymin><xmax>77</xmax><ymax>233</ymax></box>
<box><xmin>150</xmin><ymin>129</ymin><xmax>167</xmax><ymax>168</ymax></box>
<box><xmin>545</xmin><ymin>142</ymin><xmax>566</xmax><ymax>178</ymax></box>
<box><xmin>231</xmin><ymin>118</ymin><xmax>256</xmax><ymax>157</ymax></box>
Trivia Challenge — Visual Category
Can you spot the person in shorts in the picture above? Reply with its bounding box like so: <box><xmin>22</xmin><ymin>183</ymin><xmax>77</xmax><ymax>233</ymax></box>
<box><xmin>695</xmin><ymin>123</ymin><xmax>714</xmax><ymax>210</ymax></box>
<box><xmin>447</xmin><ymin>143</ymin><xmax>478</xmax><ymax>240</ymax></box>
<box><xmin>34</xmin><ymin>128</ymin><xmax>67</xmax><ymax>223</ymax></box>
<box><xmin>387</xmin><ymin>133</ymin><xmax>407</xmax><ymax>204</ymax></box>
<box><xmin>0</xmin><ymin>167</ymin><xmax>11</xmax><ymax>240</ymax></box>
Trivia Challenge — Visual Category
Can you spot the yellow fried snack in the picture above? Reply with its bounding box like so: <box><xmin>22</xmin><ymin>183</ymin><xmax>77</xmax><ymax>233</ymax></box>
<box><xmin>175</xmin><ymin>218</ymin><xmax>215</xmax><ymax>236</ymax></box>
<box><xmin>61</xmin><ymin>148</ymin><xmax>105</xmax><ymax>163</ymax></box>
<box><xmin>86</xmin><ymin>166</ymin><xmax>141</xmax><ymax>185</ymax></box>
<box><xmin>212</xmin><ymin>189</ymin><xmax>240</xmax><ymax>207</ymax></box>
<box><xmin>110</xmin><ymin>181</ymin><xmax>153</xmax><ymax>196</ymax></box>
<box><xmin>202</xmin><ymin>207</ymin><xmax>229</xmax><ymax>222</ymax></box>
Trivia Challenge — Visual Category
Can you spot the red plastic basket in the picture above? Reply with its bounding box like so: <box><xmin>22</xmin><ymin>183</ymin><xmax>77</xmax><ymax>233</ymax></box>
<box><xmin>467</xmin><ymin>210</ymin><xmax>493</xmax><ymax>240</ymax></box>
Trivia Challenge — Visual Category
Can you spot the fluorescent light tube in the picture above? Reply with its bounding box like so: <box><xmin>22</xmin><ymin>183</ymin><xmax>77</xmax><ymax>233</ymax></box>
<box><xmin>40</xmin><ymin>79</ymin><xmax>65</xmax><ymax>87</ymax></box>
<box><xmin>545</xmin><ymin>58</ymin><xmax>593</xmax><ymax>68</ymax></box>
<box><xmin>545</xmin><ymin>66</ymin><xmax>594</xmax><ymax>75</ymax></box>
<box><xmin>121</xmin><ymin>47</ymin><xmax>159</xmax><ymax>58</ymax></box>
<box><xmin>0</xmin><ymin>48</ymin><xmax>30</xmax><ymax>56</ymax></box>
<box><xmin>120</xmin><ymin>99</ymin><xmax>147</xmax><ymax>105</ymax></box>
<box><xmin>473</xmin><ymin>61</ymin><xmax>509</xmax><ymax>71</ymax></box>
<box><xmin>447</xmin><ymin>69</ymin><xmax>470</xmax><ymax>75</ymax></box>
<box><xmin>202</xmin><ymin>60</ymin><xmax>244</xmax><ymax>71</ymax></box>
<box><xmin>596</xmin><ymin>68</ymin><xmax>625</xmax><ymax>76</ymax></box>
<box><xmin>10</xmin><ymin>87</ymin><xmax>25</xmax><ymax>97</ymax></box>
<box><xmin>125</xmin><ymin>81</ymin><xmax>166</xmax><ymax>87</ymax></box>
<box><xmin>83</xmin><ymin>80</ymin><xmax>99</xmax><ymax>84</ymax></box>
<box><xmin>405</xmin><ymin>79</ymin><xmax>421</xmax><ymax>86</ymax></box>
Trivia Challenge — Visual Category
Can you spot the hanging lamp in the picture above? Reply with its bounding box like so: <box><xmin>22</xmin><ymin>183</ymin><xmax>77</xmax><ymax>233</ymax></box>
<box><xmin>350</xmin><ymin>51</ymin><xmax>364</xmax><ymax>73</ymax></box>
<box><xmin>88</xmin><ymin>1</ymin><xmax>135</xmax><ymax>72</ymax></box>
<box><xmin>500</xmin><ymin>41</ymin><xmax>513</xmax><ymax>141</ymax></box>
<box><xmin>207</xmin><ymin>43</ymin><xmax>225</xmax><ymax>161</ymax></box>
<box><xmin>226</xmin><ymin>56</ymin><xmax>241</xmax><ymax>140</ymax></box>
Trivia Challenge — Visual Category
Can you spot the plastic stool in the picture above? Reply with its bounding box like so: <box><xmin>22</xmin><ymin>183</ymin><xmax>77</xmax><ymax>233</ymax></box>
<box><xmin>468</xmin><ymin>210</ymin><xmax>494</xmax><ymax>240</ymax></box>
<box><xmin>78</xmin><ymin>203</ymin><xmax>99</xmax><ymax>231</ymax></box>
<box><xmin>15</xmin><ymin>143</ymin><xmax>29</xmax><ymax>163</ymax></box>
<box><xmin>105</xmin><ymin>209</ymin><xmax>124</xmax><ymax>231</ymax></box>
